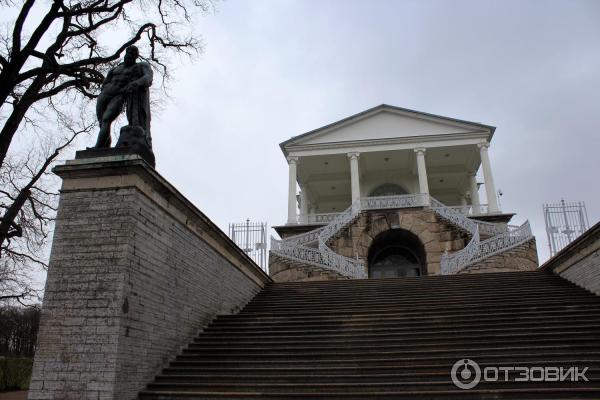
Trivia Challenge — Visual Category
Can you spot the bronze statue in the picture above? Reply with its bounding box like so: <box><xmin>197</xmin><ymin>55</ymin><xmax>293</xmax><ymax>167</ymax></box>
<box><xmin>94</xmin><ymin>46</ymin><xmax>153</xmax><ymax>152</ymax></box>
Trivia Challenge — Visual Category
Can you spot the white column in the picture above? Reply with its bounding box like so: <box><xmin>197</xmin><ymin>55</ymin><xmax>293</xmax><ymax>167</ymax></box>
<box><xmin>469</xmin><ymin>173</ymin><xmax>481</xmax><ymax>215</ymax></box>
<box><xmin>478</xmin><ymin>142</ymin><xmax>500</xmax><ymax>213</ymax></box>
<box><xmin>414</xmin><ymin>148</ymin><xmax>429</xmax><ymax>195</ymax></box>
<box><xmin>299</xmin><ymin>184</ymin><xmax>308</xmax><ymax>223</ymax></box>
<box><xmin>287</xmin><ymin>156</ymin><xmax>298</xmax><ymax>224</ymax></box>
<box><xmin>347</xmin><ymin>152</ymin><xmax>361</xmax><ymax>205</ymax></box>
<box><xmin>459</xmin><ymin>194</ymin><xmax>468</xmax><ymax>215</ymax></box>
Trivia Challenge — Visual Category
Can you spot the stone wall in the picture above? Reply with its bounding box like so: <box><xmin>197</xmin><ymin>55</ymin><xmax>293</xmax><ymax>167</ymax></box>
<box><xmin>28</xmin><ymin>155</ymin><xmax>270</xmax><ymax>400</ymax></box>
<box><xmin>541</xmin><ymin>222</ymin><xmax>600</xmax><ymax>296</ymax></box>
<box><xmin>460</xmin><ymin>238</ymin><xmax>538</xmax><ymax>274</ymax></box>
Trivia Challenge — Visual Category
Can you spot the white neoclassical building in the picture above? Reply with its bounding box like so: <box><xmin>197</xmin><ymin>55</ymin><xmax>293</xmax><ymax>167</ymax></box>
<box><xmin>270</xmin><ymin>104</ymin><xmax>537</xmax><ymax>282</ymax></box>
<box><xmin>280</xmin><ymin>104</ymin><xmax>502</xmax><ymax>226</ymax></box>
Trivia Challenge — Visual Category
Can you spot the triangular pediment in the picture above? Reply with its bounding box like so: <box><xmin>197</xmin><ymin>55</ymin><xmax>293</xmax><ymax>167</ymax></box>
<box><xmin>282</xmin><ymin>105</ymin><xmax>494</xmax><ymax>148</ymax></box>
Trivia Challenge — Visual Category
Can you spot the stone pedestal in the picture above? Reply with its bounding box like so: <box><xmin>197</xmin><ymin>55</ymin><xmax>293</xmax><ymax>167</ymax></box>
<box><xmin>28</xmin><ymin>155</ymin><xmax>270</xmax><ymax>400</ymax></box>
<box><xmin>76</xmin><ymin>125</ymin><xmax>155</xmax><ymax>168</ymax></box>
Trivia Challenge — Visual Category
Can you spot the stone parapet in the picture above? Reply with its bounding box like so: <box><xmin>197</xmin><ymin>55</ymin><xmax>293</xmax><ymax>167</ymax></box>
<box><xmin>29</xmin><ymin>154</ymin><xmax>270</xmax><ymax>400</ymax></box>
<box><xmin>541</xmin><ymin>221</ymin><xmax>600</xmax><ymax>296</ymax></box>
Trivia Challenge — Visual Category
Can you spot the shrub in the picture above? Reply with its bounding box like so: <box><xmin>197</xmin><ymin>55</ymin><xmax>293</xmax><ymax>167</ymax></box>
<box><xmin>0</xmin><ymin>357</ymin><xmax>33</xmax><ymax>390</ymax></box>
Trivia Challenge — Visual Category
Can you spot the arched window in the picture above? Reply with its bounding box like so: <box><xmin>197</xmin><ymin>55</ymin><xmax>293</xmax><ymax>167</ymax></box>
<box><xmin>368</xmin><ymin>183</ymin><xmax>408</xmax><ymax>197</ymax></box>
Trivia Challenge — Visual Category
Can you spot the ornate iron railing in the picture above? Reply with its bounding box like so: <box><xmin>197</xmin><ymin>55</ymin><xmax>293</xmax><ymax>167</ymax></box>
<box><xmin>272</xmin><ymin>194</ymin><xmax>534</xmax><ymax>278</ymax></box>
<box><xmin>471</xmin><ymin>221</ymin><xmax>533</xmax><ymax>264</ymax></box>
<box><xmin>447</xmin><ymin>204</ymin><xmax>490</xmax><ymax>216</ymax></box>
<box><xmin>360</xmin><ymin>193</ymin><xmax>429</xmax><ymax>211</ymax></box>
<box><xmin>280</xmin><ymin>227</ymin><xmax>324</xmax><ymax>247</ymax></box>
<box><xmin>430</xmin><ymin>197</ymin><xmax>478</xmax><ymax>234</ymax></box>
<box><xmin>270</xmin><ymin>236</ymin><xmax>365</xmax><ymax>279</ymax></box>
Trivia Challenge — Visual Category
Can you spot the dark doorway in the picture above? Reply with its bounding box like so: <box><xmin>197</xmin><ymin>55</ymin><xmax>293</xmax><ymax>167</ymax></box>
<box><xmin>368</xmin><ymin>229</ymin><xmax>425</xmax><ymax>278</ymax></box>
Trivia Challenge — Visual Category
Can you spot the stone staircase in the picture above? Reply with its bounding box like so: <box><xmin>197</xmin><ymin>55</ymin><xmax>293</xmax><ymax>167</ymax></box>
<box><xmin>138</xmin><ymin>271</ymin><xmax>600</xmax><ymax>399</ymax></box>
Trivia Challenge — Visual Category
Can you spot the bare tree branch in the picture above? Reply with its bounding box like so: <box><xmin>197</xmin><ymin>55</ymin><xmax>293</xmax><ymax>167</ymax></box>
<box><xmin>0</xmin><ymin>0</ymin><xmax>214</xmax><ymax>307</ymax></box>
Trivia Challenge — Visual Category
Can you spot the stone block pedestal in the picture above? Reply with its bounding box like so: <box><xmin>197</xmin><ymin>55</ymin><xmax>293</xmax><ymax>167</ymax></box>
<box><xmin>28</xmin><ymin>154</ymin><xmax>270</xmax><ymax>400</ymax></box>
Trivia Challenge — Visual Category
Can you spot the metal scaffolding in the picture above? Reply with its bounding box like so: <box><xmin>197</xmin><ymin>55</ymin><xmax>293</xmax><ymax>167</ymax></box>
<box><xmin>543</xmin><ymin>200</ymin><xmax>589</xmax><ymax>257</ymax></box>
<box><xmin>228</xmin><ymin>219</ymin><xmax>268</xmax><ymax>273</ymax></box>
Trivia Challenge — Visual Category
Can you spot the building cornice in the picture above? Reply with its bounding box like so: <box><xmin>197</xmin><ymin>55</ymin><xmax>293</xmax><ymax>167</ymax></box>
<box><xmin>285</xmin><ymin>131</ymin><xmax>489</xmax><ymax>157</ymax></box>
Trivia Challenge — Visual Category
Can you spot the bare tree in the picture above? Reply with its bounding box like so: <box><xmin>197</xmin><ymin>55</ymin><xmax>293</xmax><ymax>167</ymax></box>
<box><xmin>0</xmin><ymin>0</ymin><xmax>212</xmax><ymax>302</ymax></box>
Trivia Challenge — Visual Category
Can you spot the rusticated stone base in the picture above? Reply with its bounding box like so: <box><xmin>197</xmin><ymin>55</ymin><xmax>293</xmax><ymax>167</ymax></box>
<box><xmin>329</xmin><ymin>208</ymin><xmax>469</xmax><ymax>276</ymax></box>
<box><xmin>269</xmin><ymin>208</ymin><xmax>470</xmax><ymax>282</ymax></box>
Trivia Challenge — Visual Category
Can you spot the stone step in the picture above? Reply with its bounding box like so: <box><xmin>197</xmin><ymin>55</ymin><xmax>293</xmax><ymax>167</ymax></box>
<box><xmin>174</xmin><ymin>343</ymin><xmax>598</xmax><ymax>362</ymax></box>
<box><xmin>194</xmin><ymin>327</ymin><xmax>600</xmax><ymax>346</ymax></box>
<box><xmin>254</xmin><ymin>283</ymin><xmax>581</xmax><ymax>301</ymax></box>
<box><xmin>139</xmin><ymin>388</ymin><xmax>600</xmax><ymax>400</ymax></box>
<box><xmin>262</xmin><ymin>271</ymin><xmax>553</xmax><ymax>287</ymax></box>
<box><xmin>214</xmin><ymin>307</ymin><xmax>600</xmax><ymax>326</ymax></box>
<box><xmin>237</xmin><ymin>297</ymin><xmax>600</xmax><ymax>317</ymax></box>
<box><xmin>160</xmin><ymin>359</ymin><xmax>600</xmax><ymax>375</ymax></box>
<box><xmin>154</xmin><ymin>370</ymin><xmax>600</xmax><ymax>384</ymax></box>
<box><xmin>216</xmin><ymin>302</ymin><xmax>600</xmax><ymax>322</ymax></box>
<box><xmin>168</xmin><ymin>351</ymin><xmax>600</xmax><ymax>369</ymax></box>
<box><xmin>186</xmin><ymin>335</ymin><xmax>600</xmax><ymax>354</ymax></box>
<box><xmin>143</xmin><ymin>381</ymin><xmax>597</xmax><ymax>393</ymax></box>
<box><xmin>204</xmin><ymin>317</ymin><xmax>600</xmax><ymax>335</ymax></box>
<box><xmin>191</xmin><ymin>329</ymin><xmax>600</xmax><ymax>348</ymax></box>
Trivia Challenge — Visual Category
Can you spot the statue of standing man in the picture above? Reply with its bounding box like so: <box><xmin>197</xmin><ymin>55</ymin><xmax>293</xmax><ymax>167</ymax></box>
<box><xmin>94</xmin><ymin>46</ymin><xmax>155</xmax><ymax>165</ymax></box>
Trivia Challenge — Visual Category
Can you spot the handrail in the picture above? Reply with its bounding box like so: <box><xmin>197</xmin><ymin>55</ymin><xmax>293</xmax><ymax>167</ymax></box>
<box><xmin>470</xmin><ymin>221</ymin><xmax>533</xmax><ymax>264</ymax></box>
<box><xmin>280</xmin><ymin>227</ymin><xmax>324</xmax><ymax>247</ymax></box>
<box><xmin>272</xmin><ymin>194</ymin><xmax>534</xmax><ymax>278</ymax></box>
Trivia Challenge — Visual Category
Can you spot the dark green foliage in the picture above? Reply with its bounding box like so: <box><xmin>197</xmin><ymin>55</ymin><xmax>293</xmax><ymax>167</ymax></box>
<box><xmin>0</xmin><ymin>357</ymin><xmax>32</xmax><ymax>390</ymax></box>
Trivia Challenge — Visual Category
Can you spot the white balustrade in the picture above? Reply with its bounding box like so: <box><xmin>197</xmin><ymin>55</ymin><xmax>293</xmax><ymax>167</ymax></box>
<box><xmin>445</xmin><ymin>204</ymin><xmax>490</xmax><ymax>216</ymax></box>
<box><xmin>305</xmin><ymin>213</ymin><xmax>340</xmax><ymax>224</ymax></box>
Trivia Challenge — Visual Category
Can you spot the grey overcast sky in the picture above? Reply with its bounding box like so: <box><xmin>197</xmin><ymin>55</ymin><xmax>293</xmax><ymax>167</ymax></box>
<box><xmin>144</xmin><ymin>0</ymin><xmax>599</xmax><ymax>264</ymax></box>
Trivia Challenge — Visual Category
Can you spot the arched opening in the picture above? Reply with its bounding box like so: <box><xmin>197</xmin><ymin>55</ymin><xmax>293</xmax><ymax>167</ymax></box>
<box><xmin>369</xmin><ymin>183</ymin><xmax>408</xmax><ymax>197</ymax></box>
<box><xmin>367</xmin><ymin>229</ymin><xmax>426</xmax><ymax>278</ymax></box>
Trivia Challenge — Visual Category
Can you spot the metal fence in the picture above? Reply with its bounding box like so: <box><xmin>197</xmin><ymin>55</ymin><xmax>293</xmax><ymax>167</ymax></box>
<box><xmin>228</xmin><ymin>219</ymin><xmax>268</xmax><ymax>273</ymax></box>
<box><xmin>543</xmin><ymin>200</ymin><xmax>589</xmax><ymax>257</ymax></box>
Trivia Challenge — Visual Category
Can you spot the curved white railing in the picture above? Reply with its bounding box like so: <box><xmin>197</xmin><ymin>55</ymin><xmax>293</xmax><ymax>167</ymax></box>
<box><xmin>472</xmin><ymin>221</ymin><xmax>533</xmax><ymax>264</ymax></box>
<box><xmin>430</xmin><ymin>197</ymin><xmax>478</xmax><ymax>234</ymax></box>
<box><xmin>281</xmin><ymin>227</ymin><xmax>324</xmax><ymax>247</ymax></box>
<box><xmin>271</xmin><ymin>194</ymin><xmax>534</xmax><ymax>278</ymax></box>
